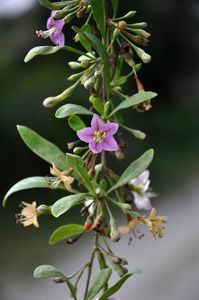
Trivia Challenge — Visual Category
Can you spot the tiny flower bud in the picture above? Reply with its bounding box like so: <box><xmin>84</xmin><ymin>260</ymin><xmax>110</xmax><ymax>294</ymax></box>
<box><xmin>113</xmin><ymin>28</ymin><xmax>121</xmax><ymax>39</ymax></box>
<box><xmin>84</xmin><ymin>76</ymin><xmax>95</xmax><ymax>89</ymax></box>
<box><xmin>37</xmin><ymin>204</ymin><xmax>51</xmax><ymax>215</ymax></box>
<box><xmin>73</xmin><ymin>146</ymin><xmax>88</xmax><ymax>154</ymax></box>
<box><xmin>81</xmin><ymin>59</ymin><xmax>89</xmax><ymax>68</ymax></box>
<box><xmin>118</xmin><ymin>21</ymin><xmax>126</xmax><ymax>30</ymax></box>
<box><xmin>110</xmin><ymin>225</ymin><xmax>121</xmax><ymax>242</ymax></box>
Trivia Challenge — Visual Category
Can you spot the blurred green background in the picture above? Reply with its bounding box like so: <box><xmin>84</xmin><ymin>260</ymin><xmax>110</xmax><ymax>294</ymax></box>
<box><xmin>1</xmin><ymin>0</ymin><xmax>199</xmax><ymax>300</ymax></box>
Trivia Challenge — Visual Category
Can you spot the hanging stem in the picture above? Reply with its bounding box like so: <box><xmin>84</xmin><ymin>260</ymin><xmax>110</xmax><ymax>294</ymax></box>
<box><xmin>83</xmin><ymin>233</ymin><xmax>98</xmax><ymax>300</ymax></box>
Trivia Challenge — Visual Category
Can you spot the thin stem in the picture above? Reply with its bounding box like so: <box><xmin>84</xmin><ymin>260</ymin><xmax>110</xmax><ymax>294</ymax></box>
<box><xmin>83</xmin><ymin>233</ymin><xmax>98</xmax><ymax>300</ymax></box>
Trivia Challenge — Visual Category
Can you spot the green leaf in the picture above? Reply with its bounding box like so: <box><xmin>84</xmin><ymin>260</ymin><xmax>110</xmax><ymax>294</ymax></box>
<box><xmin>66</xmin><ymin>154</ymin><xmax>95</xmax><ymax>193</ymax></box>
<box><xmin>52</xmin><ymin>193</ymin><xmax>87</xmax><ymax>217</ymax></box>
<box><xmin>72</xmin><ymin>27</ymin><xmax>110</xmax><ymax>100</ymax></box>
<box><xmin>56</xmin><ymin>103</ymin><xmax>93</xmax><ymax>119</ymax></box>
<box><xmin>107</xmin><ymin>149</ymin><xmax>154</xmax><ymax>193</ymax></box>
<box><xmin>109</xmin><ymin>92</ymin><xmax>157</xmax><ymax>116</ymax></box>
<box><xmin>79</xmin><ymin>24</ymin><xmax>93</xmax><ymax>53</ymax></box>
<box><xmin>17</xmin><ymin>126</ymin><xmax>68</xmax><ymax>171</ymax></box>
<box><xmin>90</xmin><ymin>0</ymin><xmax>105</xmax><ymax>41</ymax></box>
<box><xmin>119</xmin><ymin>123</ymin><xmax>146</xmax><ymax>139</ymax></box>
<box><xmin>111</xmin><ymin>0</ymin><xmax>119</xmax><ymax>19</ymax></box>
<box><xmin>93</xmin><ymin>98</ymin><xmax>104</xmax><ymax>116</ymax></box>
<box><xmin>3</xmin><ymin>177</ymin><xmax>49</xmax><ymax>206</ymax></box>
<box><xmin>85</xmin><ymin>268</ymin><xmax>112</xmax><ymax>300</ymax></box>
<box><xmin>68</xmin><ymin>115</ymin><xmax>86</xmax><ymax>131</ymax></box>
<box><xmin>39</xmin><ymin>0</ymin><xmax>78</xmax><ymax>10</ymax></box>
<box><xmin>98</xmin><ymin>270</ymin><xmax>141</xmax><ymax>300</ymax></box>
<box><xmin>49</xmin><ymin>224</ymin><xmax>85</xmax><ymax>245</ymax></box>
<box><xmin>24</xmin><ymin>45</ymin><xmax>89</xmax><ymax>63</ymax></box>
<box><xmin>34</xmin><ymin>264</ymin><xmax>77</xmax><ymax>300</ymax></box>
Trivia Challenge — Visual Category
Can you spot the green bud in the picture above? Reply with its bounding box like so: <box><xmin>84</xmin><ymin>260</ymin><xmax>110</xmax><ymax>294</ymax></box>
<box><xmin>63</xmin><ymin>10</ymin><xmax>76</xmax><ymax>24</ymax></box>
<box><xmin>43</xmin><ymin>80</ymin><xmax>80</xmax><ymax>107</ymax></box>
<box><xmin>124</xmin><ymin>56</ymin><xmax>136</xmax><ymax>67</ymax></box>
<box><xmin>81</xmin><ymin>59</ymin><xmax>89</xmax><ymax>68</ymax></box>
<box><xmin>131</xmin><ymin>44</ymin><xmax>151</xmax><ymax>64</ymax></box>
<box><xmin>127</xmin><ymin>22</ymin><xmax>147</xmax><ymax>29</ymax></box>
<box><xmin>73</xmin><ymin>146</ymin><xmax>88</xmax><ymax>154</ymax></box>
<box><xmin>113</xmin><ymin>28</ymin><xmax>121</xmax><ymax>39</ymax></box>
<box><xmin>115</xmin><ymin>11</ymin><xmax>137</xmax><ymax>20</ymax></box>
<box><xmin>37</xmin><ymin>205</ymin><xmax>51</xmax><ymax>215</ymax></box>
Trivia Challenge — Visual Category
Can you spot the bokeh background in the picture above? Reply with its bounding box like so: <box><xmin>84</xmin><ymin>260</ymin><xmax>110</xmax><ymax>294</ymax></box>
<box><xmin>1</xmin><ymin>0</ymin><xmax>199</xmax><ymax>299</ymax></box>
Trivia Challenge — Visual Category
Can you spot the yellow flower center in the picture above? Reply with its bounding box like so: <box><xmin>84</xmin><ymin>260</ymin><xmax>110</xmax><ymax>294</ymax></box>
<box><xmin>94</xmin><ymin>130</ymin><xmax>106</xmax><ymax>143</ymax></box>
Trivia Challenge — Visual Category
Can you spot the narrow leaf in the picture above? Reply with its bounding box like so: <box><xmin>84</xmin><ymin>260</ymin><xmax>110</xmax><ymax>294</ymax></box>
<box><xmin>90</xmin><ymin>0</ymin><xmax>105</xmax><ymax>40</ymax></box>
<box><xmin>3</xmin><ymin>177</ymin><xmax>49</xmax><ymax>206</ymax></box>
<box><xmin>56</xmin><ymin>103</ymin><xmax>93</xmax><ymax>119</ymax></box>
<box><xmin>52</xmin><ymin>193</ymin><xmax>87</xmax><ymax>217</ymax></box>
<box><xmin>34</xmin><ymin>264</ymin><xmax>76</xmax><ymax>300</ymax></box>
<box><xmin>109</xmin><ymin>92</ymin><xmax>157</xmax><ymax>116</ymax></box>
<box><xmin>79</xmin><ymin>25</ymin><xmax>92</xmax><ymax>53</ymax></box>
<box><xmin>68</xmin><ymin>115</ymin><xmax>86</xmax><ymax>131</ymax></box>
<box><xmin>111</xmin><ymin>0</ymin><xmax>119</xmax><ymax>19</ymax></box>
<box><xmin>85</xmin><ymin>268</ymin><xmax>112</xmax><ymax>300</ymax></box>
<box><xmin>107</xmin><ymin>149</ymin><xmax>154</xmax><ymax>193</ymax></box>
<box><xmin>49</xmin><ymin>224</ymin><xmax>85</xmax><ymax>244</ymax></box>
<box><xmin>98</xmin><ymin>270</ymin><xmax>141</xmax><ymax>300</ymax></box>
<box><xmin>17</xmin><ymin>126</ymin><xmax>68</xmax><ymax>170</ymax></box>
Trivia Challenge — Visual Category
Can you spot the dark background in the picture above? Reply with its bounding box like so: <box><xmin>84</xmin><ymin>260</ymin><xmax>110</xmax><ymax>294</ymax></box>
<box><xmin>1</xmin><ymin>0</ymin><xmax>199</xmax><ymax>299</ymax></box>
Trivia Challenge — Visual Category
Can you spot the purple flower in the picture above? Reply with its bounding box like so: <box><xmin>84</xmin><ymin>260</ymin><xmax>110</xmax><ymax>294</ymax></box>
<box><xmin>36</xmin><ymin>11</ymin><xmax>65</xmax><ymax>47</ymax></box>
<box><xmin>129</xmin><ymin>170</ymin><xmax>156</xmax><ymax>210</ymax></box>
<box><xmin>77</xmin><ymin>114</ymin><xmax>119</xmax><ymax>153</ymax></box>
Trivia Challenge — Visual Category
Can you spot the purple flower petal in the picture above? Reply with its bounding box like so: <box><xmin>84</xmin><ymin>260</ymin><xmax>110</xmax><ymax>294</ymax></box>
<box><xmin>91</xmin><ymin>114</ymin><xmax>103</xmax><ymax>132</ymax></box>
<box><xmin>89</xmin><ymin>140</ymin><xmax>102</xmax><ymax>153</ymax></box>
<box><xmin>102</xmin><ymin>122</ymin><xmax>119</xmax><ymax>136</ymax></box>
<box><xmin>47</xmin><ymin>16</ymin><xmax>54</xmax><ymax>29</ymax></box>
<box><xmin>101</xmin><ymin>135</ymin><xmax>118</xmax><ymax>151</ymax></box>
<box><xmin>57</xmin><ymin>31</ymin><xmax>65</xmax><ymax>47</ymax></box>
<box><xmin>77</xmin><ymin>128</ymin><xmax>94</xmax><ymax>142</ymax></box>
<box><xmin>54</xmin><ymin>19</ymin><xmax>65</xmax><ymax>32</ymax></box>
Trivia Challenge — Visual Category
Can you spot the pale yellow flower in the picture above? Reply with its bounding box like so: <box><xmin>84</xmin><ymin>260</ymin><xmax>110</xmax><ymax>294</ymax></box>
<box><xmin>50</xmin><ymin>163</ymin><xmax>74</xmax><ymax>192</ymax></box>
<box><xmin>18</xmin><ymin>201</ymin><xmax>40</xmax><ymax>227</ymax></box>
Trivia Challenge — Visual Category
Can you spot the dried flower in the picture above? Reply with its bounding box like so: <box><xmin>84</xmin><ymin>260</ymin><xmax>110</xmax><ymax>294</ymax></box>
<box><xmin>50</xmin><ymin>163</ymin><xmax>74</xmax><ymax>192</ymax></box>
<box><xmin>77</xmin><ymin>114</ymin><xmax>119</xmax><ymax>153</ymax></box>
<box><xmin>139</xmin><ymin>207</ymin><xmax>167</xmax><ymax>240</ymax></box>
<box><xmin>129</xmin><ymin>170</ymin><xmax>156</xmax><ymax>210</ymax></box>
<box><xmin>36</xmin><ymin>11</ymin><xmax>65</xmax><ymax>47</ymax></box>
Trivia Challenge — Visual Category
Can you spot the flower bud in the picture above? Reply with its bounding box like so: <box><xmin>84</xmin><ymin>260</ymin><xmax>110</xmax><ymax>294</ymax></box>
<box><xmin>73</xmin><ymin>146</ymin><xmax>88</xmax><ymax>154</ymax></box>
<box><xmin>113</xmin><ymin>28</ymin><xmax>121</xmax><ymax>39</ymax></box>
<box><xmin>118</xmin><ymin>21</ymin><xmax>126</xmax><ymax>30</ymax></box>
<box><xmin>81</xmin><ymin>59</ymin><xmax>89</xmax><ymax>68</ymax></box>
<box><xmin>43</xmin><ymin>80</ymin><xmax>80</xmax><ymax>107</ymax></box>
<box><xmin>63</xmin><ymin>11</ymin><xmax>76</xmax><ymax>24</ymax></box>
<box><xmin>68</xmin><ymin>61</ymin><xmax>81</xmax><ymax>69</ymax></box>
<box><xmin>84</xmin><ymin>76</ymin><xmax>95</xmax><ymax>89</ymax></box>
<box><xmin>133</xmin><ymin>44</ymin><xmax>151</xmax><ymax>64</ymax></box>
<box><xmin>110</xmin><ymin>224</ymin><xmax>121</xmax><ymax>242</ymax></box>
